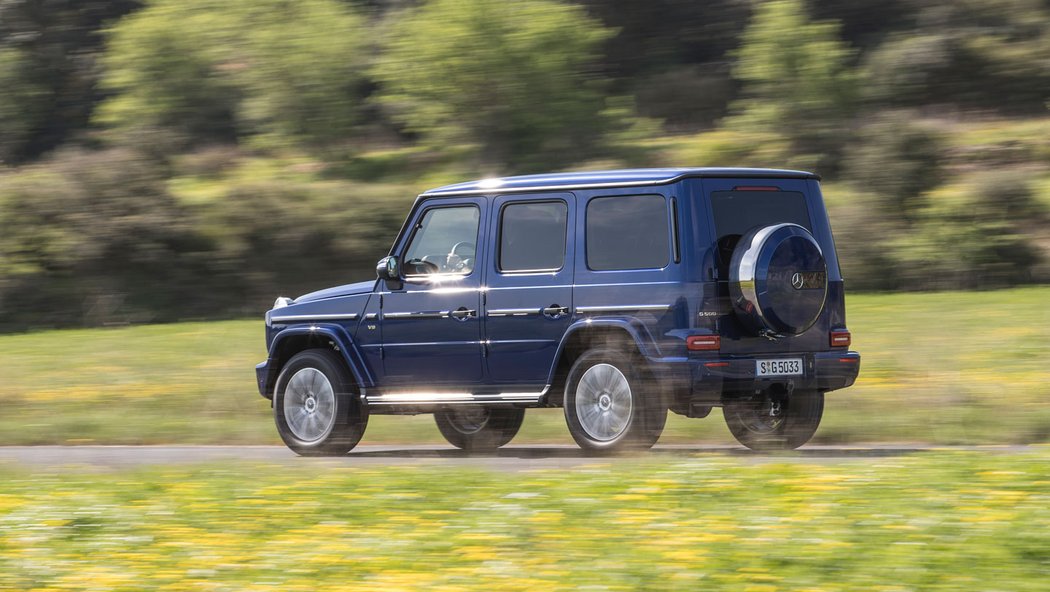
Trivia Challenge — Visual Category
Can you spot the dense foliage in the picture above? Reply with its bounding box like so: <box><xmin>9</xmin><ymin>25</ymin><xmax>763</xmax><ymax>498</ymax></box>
<box><xmin>1</xmin><ymin>0</ymin><xmax>1049</xmax><ymax>329</ymax></box>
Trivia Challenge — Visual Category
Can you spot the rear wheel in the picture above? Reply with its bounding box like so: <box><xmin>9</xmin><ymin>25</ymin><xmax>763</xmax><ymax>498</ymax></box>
<box><xmin>434</xmin><ymin>406</ymin><xmax>525</xmax><ymax>451</ymax></box>
<box><xmin>274</xmin><ymin>349</ymin><xmax>367</xmax><ymax>456</ymax></box>
<box><xmin>723</xmin><ymin>389</ymin><xmax>823</xmax><ymax>451</ymax></box>
<box><xmin>563</xmin><ymin>349</ymin><xmax>667</xmax><ymax>452</ymax></box>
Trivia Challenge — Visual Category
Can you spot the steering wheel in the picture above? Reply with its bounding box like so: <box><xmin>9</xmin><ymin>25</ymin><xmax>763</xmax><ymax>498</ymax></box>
<box><xmin>446</xmin><ymin>241</ymin><xmax>476</xmax><ymax>272</ymax></box>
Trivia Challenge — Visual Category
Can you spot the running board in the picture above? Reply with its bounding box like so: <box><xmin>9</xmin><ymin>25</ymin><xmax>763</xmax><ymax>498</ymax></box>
<box><xmin>365</xmin><ymin>387</ymin><xmax>549</xmax><ymax>407</ymax></box>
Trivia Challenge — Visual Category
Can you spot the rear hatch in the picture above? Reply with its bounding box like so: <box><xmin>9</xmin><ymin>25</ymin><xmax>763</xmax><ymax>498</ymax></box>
<box><xmin>697</xmin><ymin>177</ymin><xmax>845</xmax><ymax>355</ymax></box>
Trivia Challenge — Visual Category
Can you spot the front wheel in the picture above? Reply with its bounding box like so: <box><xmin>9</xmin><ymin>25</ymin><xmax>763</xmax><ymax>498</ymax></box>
<box><xmin>434</xmin><ymin>406</ymin><xmax>525</xmax><ymax>451</ymax></box>
<box><xmin>563</xmin><ymin>349</ymin><xmax>667</xmax><ymax>452</ymax></box>
<box><xmin>723</xmin><ymin>389</ymin><xmax>823</xmax><ymax>451</ymax></box>
<box><xmin>274</xmin><ymin>349</ymin><xmax>367</xmax><ymax>456</ymax></box>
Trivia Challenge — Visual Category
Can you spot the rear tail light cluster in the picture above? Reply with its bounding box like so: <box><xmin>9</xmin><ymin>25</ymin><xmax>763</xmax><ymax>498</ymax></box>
<box><xmin>830</xmin><ymin>330</ymin><xmax>851</xmax><ymax>348</ymax></box>
<box><xmin>686</xmin><ymin>335</ymin><xmax>721</xmax><ymax>351</ymax></box>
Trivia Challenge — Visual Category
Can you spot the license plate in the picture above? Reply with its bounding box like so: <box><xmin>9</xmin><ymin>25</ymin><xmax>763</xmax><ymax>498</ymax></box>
<box><xmin>756</xmin><ymin>358</ymin><xmax>803</xmax><ymax>377</ymax></box>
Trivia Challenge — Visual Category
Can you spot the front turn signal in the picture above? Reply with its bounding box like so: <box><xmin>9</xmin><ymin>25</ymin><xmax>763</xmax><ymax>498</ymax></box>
<box><xmin>830</xmin><ymin>330</ymin><xmax>852</xmax><ymax>348</ymax></box>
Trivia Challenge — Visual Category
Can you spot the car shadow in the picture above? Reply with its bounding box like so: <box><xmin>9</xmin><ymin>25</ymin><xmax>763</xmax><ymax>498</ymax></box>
<box><xmin>346</xmin><ymin>445</ymin><xmax>929</xmax><ymax>460</ymax></box>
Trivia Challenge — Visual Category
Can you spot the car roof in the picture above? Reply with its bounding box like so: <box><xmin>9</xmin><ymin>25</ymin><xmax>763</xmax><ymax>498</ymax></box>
<box><xmin>421</xmin><ymin>167</ymin><xmax>819</xmax><ymax>196</ymax></box>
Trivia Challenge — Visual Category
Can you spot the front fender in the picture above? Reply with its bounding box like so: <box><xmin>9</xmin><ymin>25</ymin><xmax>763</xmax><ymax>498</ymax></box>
<box><xmin>256</xmin><ymin>323</ymin><xmax>374</xmax><ymax>397</ymax></box>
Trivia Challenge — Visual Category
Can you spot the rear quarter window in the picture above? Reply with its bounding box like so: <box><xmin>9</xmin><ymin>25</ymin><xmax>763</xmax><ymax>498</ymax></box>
<box><xmin>586</xmin><ymin>194</ymin><xmax>670</xmax><ymax>271</ymax></box>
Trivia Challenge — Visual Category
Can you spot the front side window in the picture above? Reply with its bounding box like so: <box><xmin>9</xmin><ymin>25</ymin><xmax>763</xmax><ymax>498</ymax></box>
<box><xmin>403</xmin><ymin>205</ymin><xmax>480</xmax><ymax>276</ymax></box>
<box><xmin>586</xmin><ymin>194</ymin><xmax>670</xmax><ymax>270</ymax></box>
<box><xmin>499</xmin><ymin>201</ymin><xmax>568</xmax><ymax>272</ymax></box>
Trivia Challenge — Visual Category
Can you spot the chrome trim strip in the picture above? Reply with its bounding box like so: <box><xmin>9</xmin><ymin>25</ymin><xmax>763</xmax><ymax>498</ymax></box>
<box><xmin>365</xmin><ymin>313</ymin><xmax>378</xmax><ymax>320</ymax></box>
<box><xmin>576</xmin><ymin>304</ymin><xmax>672</xmax><ymax>313</ymax></box>
<box><xmin>367</xmin><ymin>386</ymin><xmax>550</xmax><ymax>406</ymax></box>
<box><xmin>270</xmin><ymin>313</ymin><xmax>359</xmax><ymax>323</ymax></box>
<box><xmin>383</xmin><ymin>311</ymin><xmax>449</xmax><ymax>320</ymax></box>
<box><xmin>488</xmin><ymin>308</ymin><xmax>540</xmax><ymax>317</ymax></box>
<box><xmin>382</xmin><ymin>340</ymin><xmax>481</xmax><ymax>347</ymax></box>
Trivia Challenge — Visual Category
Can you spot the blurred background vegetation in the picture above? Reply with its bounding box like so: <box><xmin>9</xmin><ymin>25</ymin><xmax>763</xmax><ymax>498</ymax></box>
<box><xmin>1</xmin><ymin>0</ymin><xmax>1049</xmax><ymax>331</ymax></box>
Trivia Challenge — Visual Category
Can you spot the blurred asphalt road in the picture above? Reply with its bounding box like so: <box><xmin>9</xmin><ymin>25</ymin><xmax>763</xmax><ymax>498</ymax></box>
<box><xmin>0</xmin><ymin>445</ymin><xmax>1035</xmax><ymax>472</ymax></box>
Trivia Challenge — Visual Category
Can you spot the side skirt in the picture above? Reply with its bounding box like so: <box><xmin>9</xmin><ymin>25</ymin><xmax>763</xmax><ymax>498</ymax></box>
<box><xmin>362</xmin><ymin>387</ymin><xmax>549</xmax><ymax>414</ymax></box>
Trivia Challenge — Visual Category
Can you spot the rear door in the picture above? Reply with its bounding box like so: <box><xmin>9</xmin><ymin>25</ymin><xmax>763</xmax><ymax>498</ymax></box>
<box><xmin>483</xmin><ymin>193</ymin><xmax>575</xmax><ymax>386</ymax></box>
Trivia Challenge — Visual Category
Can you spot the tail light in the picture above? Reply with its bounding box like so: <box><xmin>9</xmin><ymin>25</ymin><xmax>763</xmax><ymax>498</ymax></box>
<box><xmin>687</xmin><ymin>335</ymin><xmax>721</xmax><ymax>351</ymax></box>
<box><xmin>830</xmin><ymin>330</ymin><xmax>851</xmax><ymax>348</ymax></box>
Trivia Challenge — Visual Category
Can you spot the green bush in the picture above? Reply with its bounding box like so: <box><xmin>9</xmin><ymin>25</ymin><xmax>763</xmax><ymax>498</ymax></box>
<box><xmin>97</xmin><ymin>0</ymin><xmax>367</xmax><ymax>151</ymax></box>
<box><xmin>0</xmin><ymin>47</ymin><xmax>45</xmax><ymax>165</ymax></box>
<box><xmin>822</xmin><ymin>185</ymin><xmax>906</xmax><ymax>291</ymax></box>
<box><xmin>187</xmin><ymin>178</ymin><xmax>416</xmax><ymax>313</ymax></box>
<box><xmin>0</xmin><ymin>148</ymin><xmax>214</xmax><ymax>330</ymax></box>
<box><xmin>844</xmin><ymin>114</ymin><xmax>947</xmax><ymax>223</ymax></box>
<box><xmin>892</xmin><ymin>171</ymin><xmax>1046</xmax><ymax>289</ymax></box>
<box><xmin>861</xmin><ymin>0</ymin><xmax>1050</xmax><ymax>113</ymax></box>
<box><xmin>726</xmin><ymin>0</ymin><xmax>857</xmax><ymax>174</ymax></box>
<box><xmin>372</xmin><ymin>0</ymin><xmax>620</xmax><ymax>172</ymax></box>
<box><xmin>668</xmin><ymin>129</ymin><xmax>792</xmax><ymax>169</ymax></box>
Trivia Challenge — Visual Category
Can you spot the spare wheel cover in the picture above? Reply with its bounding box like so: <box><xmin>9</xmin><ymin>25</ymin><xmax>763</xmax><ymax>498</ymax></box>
<box><xmin>729</xmin><ymin>223</ymin><xmax>828</xmax><ymax>336</ymax></box>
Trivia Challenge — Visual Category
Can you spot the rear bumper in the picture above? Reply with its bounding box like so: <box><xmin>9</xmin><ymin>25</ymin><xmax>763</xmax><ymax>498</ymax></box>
<box><xmin>650</xmin><ymin>351</ymin><xmax>860</xmax><ymax>404</ymax></box>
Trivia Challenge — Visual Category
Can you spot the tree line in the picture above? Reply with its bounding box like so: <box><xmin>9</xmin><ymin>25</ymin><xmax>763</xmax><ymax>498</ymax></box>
<box><xmin>1</xmin><ymin>0</ymin><xmax>1048</xmax><ymax>330</ymax></box>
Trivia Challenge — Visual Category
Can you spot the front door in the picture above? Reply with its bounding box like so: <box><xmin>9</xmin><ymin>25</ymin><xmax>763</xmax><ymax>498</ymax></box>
<box><xmin>381</xmin><ymin>199</ymin><xmax>486</xmax><ymax>386</ymax></box>
<box><xmin>483</xmin><ymin>193</ymin><xmax>575</xmax><ymax>386</ymax></box>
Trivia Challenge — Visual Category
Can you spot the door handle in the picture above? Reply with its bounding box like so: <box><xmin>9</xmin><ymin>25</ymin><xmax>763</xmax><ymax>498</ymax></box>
<box><xmin>450</xmin><ymin>307</ymin><xmax>477</xmax><ymax>321</ymax></box>
<box><xmin>542</xmin><ymin>305</ymin><xmax>569</xmax><ymax>319</ymax></box>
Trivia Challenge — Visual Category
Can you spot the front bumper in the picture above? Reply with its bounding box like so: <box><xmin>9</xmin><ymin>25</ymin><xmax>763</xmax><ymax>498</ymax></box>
<box><xmin>256</xmin><ymin>360</ymin><xmax>272</xmax><ymax>398</ymax></box>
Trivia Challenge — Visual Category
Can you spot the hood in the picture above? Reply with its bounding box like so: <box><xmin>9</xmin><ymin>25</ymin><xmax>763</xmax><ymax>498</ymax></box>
<box><xmin>294</xmin><ymin>280</ymin><xmax>376</xmax><ymax>304</ymax></box>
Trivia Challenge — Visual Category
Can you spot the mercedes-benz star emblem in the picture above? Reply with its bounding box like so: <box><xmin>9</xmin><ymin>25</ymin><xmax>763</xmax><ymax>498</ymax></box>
<box><xmin>791</xmin><ymin>272</ymin><xmax>805</xmax><ymax>290</ymax></box>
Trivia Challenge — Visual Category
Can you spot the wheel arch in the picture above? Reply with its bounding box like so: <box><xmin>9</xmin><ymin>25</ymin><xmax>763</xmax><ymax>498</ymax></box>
<box><xmin>261</xmin><ymin>323</ymin><xmax>373</xmax><ymax>398</ymax></box>
<box><xmin>544</xmin><ymin>319</ymin><xmax>657</xmax><ymax>407</ymax></box>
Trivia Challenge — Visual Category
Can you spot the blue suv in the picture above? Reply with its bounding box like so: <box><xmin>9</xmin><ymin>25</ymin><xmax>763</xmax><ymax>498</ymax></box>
<box><xmin>256</xmin><ymin>168</ymin><xmax>860</xmax><ymax>455</ymax></box>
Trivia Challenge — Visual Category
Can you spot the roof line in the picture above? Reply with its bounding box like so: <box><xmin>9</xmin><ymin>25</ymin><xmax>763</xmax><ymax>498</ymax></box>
<box><xmin>420</xmin><ymin>169</ymin><xmax>820</xmax><ymax>197</ymax></box>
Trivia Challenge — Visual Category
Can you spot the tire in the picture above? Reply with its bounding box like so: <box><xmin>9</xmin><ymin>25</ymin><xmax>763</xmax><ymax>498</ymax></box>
<box><xmin>434</xmin><ymin>406</ymin><xmax>525</xmax><ymax>451</ymax></box>
<box><xmin>563</xmin><ymin>348</ymin><xmax>667</xmax><ymax>452</ymax></box>
<box><xmin>274</xmin><ymin>349</ymin><xmax>367</xmax><ymax>456</ymax></box>
<box><xmin>723</xmin><ymin>389</ymin><xmax>823</xmax><ymax>451</ymax></box>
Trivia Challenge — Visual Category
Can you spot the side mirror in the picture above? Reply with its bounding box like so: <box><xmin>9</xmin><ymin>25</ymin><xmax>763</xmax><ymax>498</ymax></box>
<box><xmin>376</xmin><ymin>256</ymin><xmax>403</xmax><ymax>289</ymax></box>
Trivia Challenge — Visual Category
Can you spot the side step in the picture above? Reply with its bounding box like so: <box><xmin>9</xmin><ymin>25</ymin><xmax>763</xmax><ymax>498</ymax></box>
<box><xmin>365</xmin><ymin>387</ymin><xmax>549</xmax><ymax>407</ymax></box>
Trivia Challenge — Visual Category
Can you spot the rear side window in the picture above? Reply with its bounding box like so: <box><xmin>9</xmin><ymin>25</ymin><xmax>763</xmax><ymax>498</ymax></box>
<box><xmin>499</xmin><ymin>201</ymin><xmax>567</xmax><ymax>272</ymax></box>
<box><xmin>587</xmin><ymin>194</ymin><xmax>670</xmax><ymax>271</ymax></box>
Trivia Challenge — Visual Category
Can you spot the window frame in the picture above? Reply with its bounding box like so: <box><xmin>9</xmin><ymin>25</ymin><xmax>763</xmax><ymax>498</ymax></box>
<box><xmin>496</xmin><ymin>199</ymin><xmax>569</xmax><ymax>274</ymax></box>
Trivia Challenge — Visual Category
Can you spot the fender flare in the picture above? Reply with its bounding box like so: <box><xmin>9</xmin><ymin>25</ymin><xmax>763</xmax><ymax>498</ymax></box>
<box><xmin>545</xmin><ymin>317</ymin><xmax>661</xmax><ymax>385</ymax></box>
<box><xmin>262</xmin><ymin>323</ymin><xmax>374</xmax><ymax>395</ymax></box>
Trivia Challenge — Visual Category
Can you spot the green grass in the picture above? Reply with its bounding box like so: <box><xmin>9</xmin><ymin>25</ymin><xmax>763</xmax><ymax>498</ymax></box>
<box><xmin>1</xmin><ymin>287</ymin><xmax>1048</xmax><ymax>445</ymax></box>
<box><xmin>0</xmin><ymin>451</ymin><xmax>1046</xmax><ymax>590</ymax></box>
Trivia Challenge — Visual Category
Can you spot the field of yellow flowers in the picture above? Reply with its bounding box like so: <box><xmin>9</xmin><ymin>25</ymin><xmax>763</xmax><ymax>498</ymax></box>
<box><xmin>1</xmin><ymin>450</ymin><xmax>1046</xmax><ymax>590</ymax></box>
